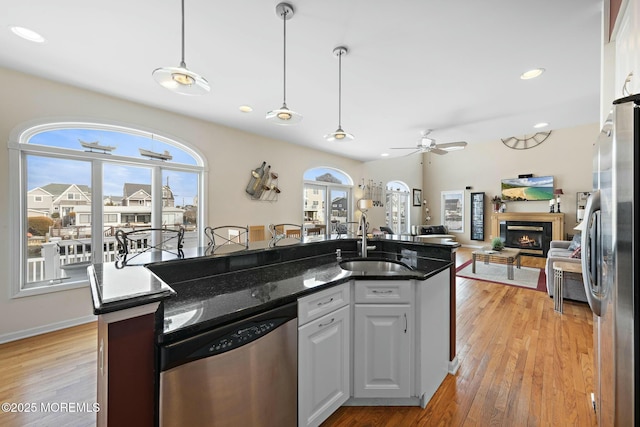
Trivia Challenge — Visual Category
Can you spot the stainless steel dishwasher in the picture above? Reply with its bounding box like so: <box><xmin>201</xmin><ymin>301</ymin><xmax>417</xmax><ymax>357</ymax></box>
<box><xmin>159</xmin><ymin>302</ymin><xmax>297</xmax><ymax>427</ymax></box>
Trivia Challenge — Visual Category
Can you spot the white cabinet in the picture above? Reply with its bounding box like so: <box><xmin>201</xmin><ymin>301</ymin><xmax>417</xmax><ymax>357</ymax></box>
<box><xmin>353</xmin><ymin>280</ymin><xmax>413</xmax><ymax>399</ymax></box>
<box><xmin>415</xmin><ymin>269</ymin><xmax>450</xmax><ymax>406</ymax></box>
<box><xmin>615</xmin><ymin>0</ymin><xmax>640</xmax><ymax>97</ymax></box>
<box><xmin>353</xmin><ymin>303</ymin><xmax>413</xmax><ymax>398</ymax></box>
<box><xmin>298</xmin><ymin>284</ymin><xmax>351</xmax><ymax>427</ymax></box>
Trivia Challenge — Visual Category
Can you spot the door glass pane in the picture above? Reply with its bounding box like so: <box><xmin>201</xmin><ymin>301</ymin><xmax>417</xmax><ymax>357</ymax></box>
<box><xmin>385</xmin><ymin>181</ymin><xmax>410</xmax><ymax>235</ymax></box>
<box><xmin>24</xmin><ymin>155</ymin><xmax>91</xmax><ymax>289</ymax></box>
<box><xmin>330</xmin><ymin>188</ymin><xmax>349</xmax><ymax>236</ymax></box>
<box><xmin>304</xmin><ymin>184</ymin><xmax>326</xmax><ymax>236</ymax></box>
<box><xmin>162</xmin><ymin>170</ymin><xmax>199</xmax><ymax>249</ymax></box>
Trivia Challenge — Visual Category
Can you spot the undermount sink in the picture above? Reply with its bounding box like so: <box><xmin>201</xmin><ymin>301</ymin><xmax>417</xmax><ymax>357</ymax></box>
<box><xmin>339</xmin><ymin>258</ymin><xmax>412</xmax><ymax>273</ymax></box>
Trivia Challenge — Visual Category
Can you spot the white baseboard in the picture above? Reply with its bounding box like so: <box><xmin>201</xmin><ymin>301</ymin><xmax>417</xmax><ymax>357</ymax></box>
<box><xmin>448</xmin><ymin>356</ymin><xmax>461</xmax><ymax>374</ymax></box>
<box><xmin>0</xmin><ymin>315</ymin><xmax>97</xmax><ymax>344</ymax></box>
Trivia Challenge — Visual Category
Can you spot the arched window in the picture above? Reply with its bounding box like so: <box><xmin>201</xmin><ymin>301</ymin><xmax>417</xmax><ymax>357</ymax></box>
<box><xmin>303</xmin><ymin>167</ymin><xmax>353</xmax><ymax>237</ymax></box>
<box><xmin>8</xmin><ymin>122</ymin><xmax>206</xmax><ymax>297</ymax></box>
<box><xmin>385</xmin><ymin>181</ymin><xmax>410</xmax><ymax>234</ymax></box>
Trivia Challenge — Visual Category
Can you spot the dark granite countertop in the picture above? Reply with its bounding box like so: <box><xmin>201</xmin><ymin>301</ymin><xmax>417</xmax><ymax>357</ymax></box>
<box><xmin>158</xmin><ymin>252</ymin><xmax>451</xmax><ymax>345</ymax></box>
<box><xmin>88</xmin><ymin>263</ymin><xmax>176</xmax><ymax>315</ymax></box>
<box><xmin>87</xmin><ymin>238</ymin><xmax>457</xmax><ymax>343</ymax></box>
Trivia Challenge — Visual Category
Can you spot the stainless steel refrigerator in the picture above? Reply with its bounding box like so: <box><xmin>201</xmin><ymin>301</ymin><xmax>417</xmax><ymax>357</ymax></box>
<box><xmin>582</xmin><ymin>93</ymin><xmax>638</xmax><ymax>426</ymax></box>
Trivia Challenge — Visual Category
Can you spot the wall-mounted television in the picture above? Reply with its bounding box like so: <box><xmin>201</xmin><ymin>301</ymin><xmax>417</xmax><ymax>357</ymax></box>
<box><xmin>501</xmin><ymin>176</ymin><xmax>554</xmax><ymax>201</ymax></box>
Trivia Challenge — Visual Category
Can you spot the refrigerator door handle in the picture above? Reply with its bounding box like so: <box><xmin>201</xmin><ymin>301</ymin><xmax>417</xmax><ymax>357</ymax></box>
<box><xmin>581</xmin><ymin>190</ymin><xmax>602</xmax><ymax>316</ymax></box>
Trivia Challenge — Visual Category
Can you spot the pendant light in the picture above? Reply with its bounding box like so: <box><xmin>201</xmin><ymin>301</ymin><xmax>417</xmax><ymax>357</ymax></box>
<box><xmin>325</xmin><ymin>46</ymin><xmax>354</xmax><ymax>141</ymax></box>
<box><xmin>266</xmin><ymin>3</ymin><xmax>302</xmax><ymax>125</ymax></box>
<box><xmin>152</xmin><ymin>0</ymin><xmax>210</xmax><ymax>95</ymax></box>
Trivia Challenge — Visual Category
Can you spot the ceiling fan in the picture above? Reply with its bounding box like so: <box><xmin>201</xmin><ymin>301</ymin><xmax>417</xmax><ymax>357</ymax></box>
<box><xmin>391</xmin><ymin>130</ymin><xmax>468</xmax><ymax>156</ymax></box>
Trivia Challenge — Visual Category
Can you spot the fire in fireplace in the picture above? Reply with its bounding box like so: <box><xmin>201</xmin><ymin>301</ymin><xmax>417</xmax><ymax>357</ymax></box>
<box><xmin>499</xmin><ymin>221</ymin><xmax>552</xmax><ymax>257</ymax></box>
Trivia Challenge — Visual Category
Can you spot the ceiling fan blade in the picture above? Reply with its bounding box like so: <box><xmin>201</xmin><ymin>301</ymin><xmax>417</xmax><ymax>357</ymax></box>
<box><xmin>436</xmin><ymin>141</ymin><xmax>468</xmax><ymax>151</ymax></box>
<box><xmin>430</xmin><ymin>148</ymin><xmax>448</xmax><ymax>155</ymax></box>
<box><xmin>403</xmin><ymin>149</ymin><xmax>422</xmax><ymax>156</ymax></box>
<box><xmin>390</xmin><ymin>147</ymin><xmax>420</xmax><ymax>150</ymax></box>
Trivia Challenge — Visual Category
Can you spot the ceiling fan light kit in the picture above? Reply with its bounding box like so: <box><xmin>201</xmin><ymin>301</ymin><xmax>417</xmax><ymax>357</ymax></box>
<box><xmin>152</xmin><ymin>0</ymin><xmax>210</xmax><ymax>95</ymax></box>
<box><xmin>325</xmin><ymin>46</ymin><xmax>354</xmax><ymax>142</ymax></box>
<box><xmin>266</xmin><ymin>2</ymin><xmax>303</xmax><ymax>125</ymax></box>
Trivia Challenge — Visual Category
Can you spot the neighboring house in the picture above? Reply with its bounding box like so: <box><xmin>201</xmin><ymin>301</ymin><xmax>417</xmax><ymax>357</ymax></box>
<box><xmin>304</xmin><ymin>189</ymin><xmax>325</xmax><ymax>222</ymax></box>
<box><xmin>122</xmin><ymin>183</ymin><xmax>152</xmax><ymax>207</ymax></box>
<box><xmin>122</xmin><ymin>183</ymin><xmax>175</xmax><ymax>207</ymax></box>
<box><xmin>331</xmin><ymin>197</ymin><xmax>348</xmax><ymax>216</ymax></box>
<box><xmin>27</xmin><ymin>183</ymin><xmax>91</xmax><ymax>220</ymax></box>
<box><xmin>26</xmin><ymin>187</ymin><xmax>55</xmax><ymax>217</ymax></box>
<box><xmin>27</xmin><ymin>182</ymin><xmax>182</xmax><ymax>227</ymax></box>
<box><xmin>73</xmin><ymin>205</ymin><xmax>184</xmax><ymax>227</ymax></box>
<box><xmin>103</xmin><ymin>195</ymin><xmax>123</xmax><ymax>206</ymax></box>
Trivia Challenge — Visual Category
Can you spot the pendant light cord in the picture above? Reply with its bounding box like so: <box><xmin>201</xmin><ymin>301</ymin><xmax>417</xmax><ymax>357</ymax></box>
<box><xmin>338</xmin><ymin>50</ymin><xmax>342</xmax><ymax>128</ymax></box>
<box><xmin>180</xmin><ymin>0</ymin><xmax>186</xmax><ymax>68</ymax></box>
<box><xmin>282</xmin><ymin>8</ymin><xmax>288</xmax><ymax>107</ymax></box>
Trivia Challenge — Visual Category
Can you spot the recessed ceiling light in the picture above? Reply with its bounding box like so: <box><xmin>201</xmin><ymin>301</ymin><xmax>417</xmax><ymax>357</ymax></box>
<box><xmin>380</xmin><ymin>153</ymin><xmax>390</xmax><ymax>157</ymax></box>
<box><xmin>533</xmin><ymin>122</ymin><xmax>549</xmax><ymax>128</ymax></box>
<box><xmin>10</xmin><ymin>26</ymin><xmax>46</xmax><ymax>43</ymax></box>
<box><xmin>520</xmin><ymin>68</ymin><xmax>545</xmax><ymax>80</ymax></box>
<box><xmin>239</xmin><ymin>105</ymin><xmax>253</xmax><ymax>113</ymax></box>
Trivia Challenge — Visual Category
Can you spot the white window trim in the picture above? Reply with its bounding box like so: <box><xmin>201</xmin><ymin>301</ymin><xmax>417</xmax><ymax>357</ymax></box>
<box><xmin>303</xmin><ymin>173</ymin><xmax>355</xmax><ymax>234</ymax></box>
<box><xmin>8</xmin><ymin>119</ymin><xmax>209</xmax><ymax>298</ymax></box>
<box><xmin>385</xmin><ymin>180</ymin><xmax>411</xmax><ymax>235</ymax></box>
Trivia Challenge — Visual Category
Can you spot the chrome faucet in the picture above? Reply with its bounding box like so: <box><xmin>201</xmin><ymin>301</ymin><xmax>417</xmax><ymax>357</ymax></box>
<box><xmin>359</xmin><ymin>212</ymin><xmax>376</xmax><ymax>257</ymax></box>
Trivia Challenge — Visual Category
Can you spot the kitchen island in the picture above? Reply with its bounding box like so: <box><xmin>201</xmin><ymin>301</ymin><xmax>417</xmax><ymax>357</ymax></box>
<box><xmin>88</xmin><ymin>236</ymin><xmax>459</xmax><ymax>426</ymax></box>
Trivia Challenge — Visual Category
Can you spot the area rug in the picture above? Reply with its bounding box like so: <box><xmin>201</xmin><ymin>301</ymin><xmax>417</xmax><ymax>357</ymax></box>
<box><xmin>456</xmin><ymin>259</ymin><xmax>547</xmax><ymax>292</ymax></box>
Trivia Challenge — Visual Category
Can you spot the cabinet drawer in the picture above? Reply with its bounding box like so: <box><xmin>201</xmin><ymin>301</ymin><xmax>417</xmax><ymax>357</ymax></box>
<box><xmin>298</xmin><ymin>282</ymin><xmax>350</xmax><ymax>326</ymax></box>
<box><xmin>354</xmin><ymin>280</ymin><xmax>413</xmax><ymax>304</ymax></box>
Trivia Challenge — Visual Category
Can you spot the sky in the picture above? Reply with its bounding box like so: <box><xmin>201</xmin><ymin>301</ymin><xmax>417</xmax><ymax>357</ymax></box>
<box><xmin>27</xmin><ymin>128</ymin><xmax>199</xmax><ymax>205</ymax></box>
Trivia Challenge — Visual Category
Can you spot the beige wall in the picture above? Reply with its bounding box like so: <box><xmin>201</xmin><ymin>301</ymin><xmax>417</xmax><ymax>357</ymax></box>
<box><xmin>0</xmin><ymin>66</ymin><xmax>599</xmax><ymax>340</ymax></box>
<box><xmin>360</xmin><ymin>155</ymin><xmax>424</xmax><ymax>230</ymax></box>
<box><xmin>0</xmin><ymin>67</ymin><xmax>366</xmax><ymax>340</ymax></box>
<box><xmin>422</xmin><ymin>123</ymin><xmax>598</xmax><ymax>247</ymax></box>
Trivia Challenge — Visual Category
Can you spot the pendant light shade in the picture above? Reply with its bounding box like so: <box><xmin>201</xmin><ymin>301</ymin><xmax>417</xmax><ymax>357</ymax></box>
<box><xmin>266</xmin><ymin>3</ymin><xmax>302</xmax><ymax>125</ymax></box>
<box><xmin>325</xmin><ymin>46</ymin><xmax>354</xmax><ymax>141</ymax></box>
<box><xmin>153</xmin><ymin>0</ymin><xmax>210</xmax><ymax>95</ymax></box>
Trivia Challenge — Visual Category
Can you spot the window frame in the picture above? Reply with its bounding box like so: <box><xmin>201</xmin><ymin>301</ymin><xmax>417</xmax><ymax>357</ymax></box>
<box><xmin>385</xmin><ymin>181</ymin><xmax>411</xmax><ymax>235</ymax></box>
<box><xmin>302</xmin><ymin>167</ymin><xmax>354</xmax><ymax>237</ymax></box>
<box><xmin>8</xmin><ymin>120</ymin><xmax>208</xmax><ymax>298</ymax></box>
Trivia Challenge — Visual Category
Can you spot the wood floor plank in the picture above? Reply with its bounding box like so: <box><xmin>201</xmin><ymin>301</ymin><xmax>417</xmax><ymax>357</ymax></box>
<box><xmin>0</xmin><ymin>249</ymin><xmax>596</xmax><ymax>427</ymax></box>
<box><xmin>324</xmin><ymin>248</ymin><xmax>596</xmax><ymax>427</ymax></box>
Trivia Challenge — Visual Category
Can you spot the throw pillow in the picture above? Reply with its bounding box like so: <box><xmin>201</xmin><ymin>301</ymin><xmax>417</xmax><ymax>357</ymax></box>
<box><xmin>568</xmin><ymin>234</ymin><xmax>581</xmax><ymax>251</ymax></box>
<box><xmin>570</xmin><ymin>246</ymin><xmax>582</xmax><ymax>259</ymax></box>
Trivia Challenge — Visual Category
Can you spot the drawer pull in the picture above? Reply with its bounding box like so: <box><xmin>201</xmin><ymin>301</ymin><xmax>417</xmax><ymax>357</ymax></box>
<box><xmin>317</xmin><ymin>297</ymin><xmax>334</xmax><ymax>306</ymax></box>
<box><xmin>318</xmin><ymin>318</ymin><xmax>335</xmax><ymax>328</ymax></box>
<box><xmin>372</xmin><ymin>289</ymin><xmax>393</xmax><ymax>294</ymax></box>
<box><xmin>404</xmin><ymin>313</ymin><xmax>408</xmax><ymax>333</ymax></box>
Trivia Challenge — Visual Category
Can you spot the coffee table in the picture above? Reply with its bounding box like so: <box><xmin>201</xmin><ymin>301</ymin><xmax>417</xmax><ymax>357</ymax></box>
<box><xmin>471</xmin><ymin>247</ymin><xmax>522</xmax><ymax>280</ymax></box>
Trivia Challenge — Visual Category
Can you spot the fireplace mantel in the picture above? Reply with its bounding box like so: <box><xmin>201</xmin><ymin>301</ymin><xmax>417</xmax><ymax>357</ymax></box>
<box><xmin>490</xmin><ymin>212</ymin><xmax>565</xmax><ymax>242</ymax></box>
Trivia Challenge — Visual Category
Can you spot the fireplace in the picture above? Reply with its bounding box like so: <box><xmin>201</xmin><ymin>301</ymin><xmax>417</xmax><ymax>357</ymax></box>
<box><xmin>499</xmin><ymin>220</ymin><xmax>552</xmax><ymax>257</ymax></box>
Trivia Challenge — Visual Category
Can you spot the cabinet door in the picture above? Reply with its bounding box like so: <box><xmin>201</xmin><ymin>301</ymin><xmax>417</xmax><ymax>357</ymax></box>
<box><xmin>353</xmin><ymin>304</ymin><xmax>412</xmax><ymax>398</ymax></box>
<box><xmin>298</xmin><ymin>305</ymin><xmax>350</xmax><ymax>427</ymax></box>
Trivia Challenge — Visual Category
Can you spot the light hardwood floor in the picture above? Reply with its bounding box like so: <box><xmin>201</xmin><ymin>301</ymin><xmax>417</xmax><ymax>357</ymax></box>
<box><xmin>0</xmin><ymin>248</ymin><xmax>596</xmax><ymax>427</ymax></box>
<box><xmin>323</xmin><ymin>249</ymin><xmax>596</xmax><ymax>426</ymax></box>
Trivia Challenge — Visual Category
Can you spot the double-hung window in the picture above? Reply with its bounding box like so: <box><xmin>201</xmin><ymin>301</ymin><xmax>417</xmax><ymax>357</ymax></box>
<box><xmin>8</xmin><ymin>122</ymin><xmax>206</xmax><ymax>297</ymax></box>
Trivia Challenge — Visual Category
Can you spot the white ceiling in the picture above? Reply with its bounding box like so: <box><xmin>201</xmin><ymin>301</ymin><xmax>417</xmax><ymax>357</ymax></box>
<box><xmin>0</xmin><ymin>0</ymin><xmax>603</xmax><ymax>162</ymax></box>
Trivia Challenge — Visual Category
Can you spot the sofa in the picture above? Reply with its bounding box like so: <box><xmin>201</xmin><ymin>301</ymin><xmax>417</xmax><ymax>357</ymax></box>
<box><xmin>544</xmin><ymin>236</ymin><xmax>587</xmax><ymax>302</ymax></box>
<box><xmin>414</xmin><ymin>225</ymin><xmax>456</xmax><ymax>242</ymax></box>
